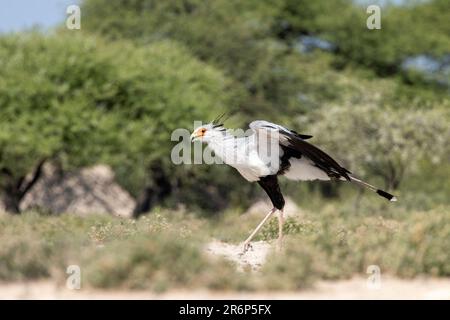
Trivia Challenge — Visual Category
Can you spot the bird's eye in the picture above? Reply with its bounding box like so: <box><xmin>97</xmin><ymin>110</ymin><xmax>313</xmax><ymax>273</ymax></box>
<box><xmin>201</xmin><ymin>128</ymin><xmax>206</xmax><ymax>134</ymax></box>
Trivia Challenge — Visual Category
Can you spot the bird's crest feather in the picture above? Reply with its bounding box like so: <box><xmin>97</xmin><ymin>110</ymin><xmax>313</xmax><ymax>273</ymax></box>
<box><xmin>211</xmin><ymin>112</ymin><xmax>229</xmax><ymax>128</ymax></box>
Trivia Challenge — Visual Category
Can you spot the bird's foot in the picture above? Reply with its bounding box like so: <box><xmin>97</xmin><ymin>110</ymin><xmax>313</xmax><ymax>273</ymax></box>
<box><xmin>239</xmin><ymin>241</ymin><xmax>253</xmax><ymax>256</ymax></box>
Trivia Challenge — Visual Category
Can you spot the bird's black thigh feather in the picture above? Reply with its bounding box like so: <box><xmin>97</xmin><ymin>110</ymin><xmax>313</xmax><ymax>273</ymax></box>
<box><xmin>257</xmin><ymin>175</ymin><xmax>285</xmax><ymax>210</ymax></box>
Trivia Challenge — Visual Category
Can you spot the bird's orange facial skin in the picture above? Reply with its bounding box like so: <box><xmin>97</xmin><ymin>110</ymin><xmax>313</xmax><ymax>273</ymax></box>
<box><xmin>191</xmin><ymin>127</ymin><xmax>207</xmax><ymax>142</ymax></box>
<box><xmin>196</xmin><ymin>128</ymin><xmax>207</xmax><ymax>138</ymax></box>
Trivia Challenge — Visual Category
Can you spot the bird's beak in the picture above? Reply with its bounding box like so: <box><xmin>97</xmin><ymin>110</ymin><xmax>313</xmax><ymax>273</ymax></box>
<box><xmin>190</xmin><ymin>132</ymin><xmax>197</xmax><ymax>142</ymax></box>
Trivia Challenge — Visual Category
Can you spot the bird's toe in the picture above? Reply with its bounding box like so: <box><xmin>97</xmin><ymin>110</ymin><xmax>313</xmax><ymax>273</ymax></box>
<box><xmin>239</xmin><ymin>242</ymin><xmax>253</xmax><ymax>256</ymax></box>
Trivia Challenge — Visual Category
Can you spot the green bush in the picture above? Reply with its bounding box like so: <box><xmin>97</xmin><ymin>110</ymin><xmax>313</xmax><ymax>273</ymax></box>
<box><xmin>0</xmin><ymin>225</ymin><xmax>52</xmax><ymax>280</ymax></box>
<box><xmin>0</xmin><ymin>212</ymin><xmax>90</xmax><ymax>280</ymax></box>
<box><xmin>0</xmin><ymin>205</ymin><xmax>448</xmax><ymax>291</ymax></box>
<box><xmin>260</xmin><ymin>217</ymin><xmax>318</xmax><ymax>241</ymax></box>
<box><xmin>82</xmin><ymin>232</ymin><xmax>244</xmax><ymax>291</ymax></box>
<box><xmin>0</xmin><ymin>33</ymin><xmax>115</xmax><ymax>212</ymax></box>
<box><xmin>260</xmin><ymin>206</ymin><xmax>450</xmax><ymax>290</ymax></box>
<box><xmin>0</xmin><ymin>211</ymin><xmax>251</xmax><ymax>291</ymax></box>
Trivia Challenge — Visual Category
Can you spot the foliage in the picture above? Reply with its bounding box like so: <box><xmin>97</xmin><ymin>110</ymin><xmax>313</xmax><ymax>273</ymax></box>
<box><xmin>273</xmin><ymin>0</ymin><xmax>356</xmax><ymax>37</ymax></box>
<box><xmin>82</xmin><ymin>0</ymin><xmax>279</xmax><ymax>80</ymax></box>
<box><xmin>261</xmin><ymin>206</ymin><xmax>450</xmax><ymax>287</ymax></box>
<box><xmin>0</xmin><ymin>211</ymin><xmax>253</xmax><ymax>291</ymax></box>
<box><xmin>0</xmin><ymin>33</ymin><xmax>117</xmax><ymax>212</ymax></box>
<box><xmin>1</xmin><ymin>0</ymin><xmax>448</xmax><ymax>217</ymax></box>
<box><xmin>0</xmin><ymin>34</ymin><xmax>114</xmax><ymax>173</ymax></box>
<box><xmin>81</xmin><ymin>0</ymin><xmax>347</xmax><ymax>121</ymax></box>
<box><xmin>303</xmin><ymin>103</ymin><xmax>450</xmax><ymax>189</ymax></box>
<box><xmin>275</xmin><ymin>0</ymin><xmax>450</xmax><ymax>78</ymax></box>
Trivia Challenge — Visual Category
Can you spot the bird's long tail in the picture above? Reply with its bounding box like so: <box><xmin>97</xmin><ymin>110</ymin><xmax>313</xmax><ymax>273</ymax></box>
<box><xmin>349</xmin><ymin>176</ymin><xmax>397</xmax><ymax>202</ymax></box>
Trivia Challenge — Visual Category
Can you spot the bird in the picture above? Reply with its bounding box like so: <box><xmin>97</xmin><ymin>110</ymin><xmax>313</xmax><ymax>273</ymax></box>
<box><xmin>190</xmin><ymin>115</ymin><xmax>397</xmax><ymax>254</ymax></box>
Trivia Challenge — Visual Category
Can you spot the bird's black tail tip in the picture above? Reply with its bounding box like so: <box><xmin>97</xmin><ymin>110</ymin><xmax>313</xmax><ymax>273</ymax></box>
<box><xmin>376</xmin><ymin>189</ymin><xmax>397</xmax><ymax>202</ymax></box>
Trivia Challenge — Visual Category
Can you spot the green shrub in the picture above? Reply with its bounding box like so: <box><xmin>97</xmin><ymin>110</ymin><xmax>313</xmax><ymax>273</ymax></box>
<box><xmin>0</xmin><ymin>205</ymin><xmax>448</xmax><ymax>291</ymax></box>
<box><xmin>260</xmin><ymin>217</ymin><xmax>318</xmax><ymax>241</ymax></box>
<box><xmin>260</xmin><ymin>206</ymin><xmax>450</xmax><ymax>289</ymax></box>
<box><xmin>82</xmin><ymin>232</ymin><xmax>247</xmax><ymax>292</ymax></box>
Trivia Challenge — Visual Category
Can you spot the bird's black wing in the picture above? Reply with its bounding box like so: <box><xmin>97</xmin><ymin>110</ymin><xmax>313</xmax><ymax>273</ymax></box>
<box><xmin>249</xmin><ymin>120</ymin><xmax>351</xmax><ymax>181</ymax></box>
<box><xmin>283</xmin><ymin>134</ymin><xmax>351</xmax><ymax>180</ymax></box>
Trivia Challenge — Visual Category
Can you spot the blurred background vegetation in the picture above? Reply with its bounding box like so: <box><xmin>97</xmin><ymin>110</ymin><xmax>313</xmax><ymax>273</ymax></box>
<box><xmin>0</xmin><ymin>0</ymin><xmax>449</xmax><ymax>293</ymax></box>
<box><xmin>1</xmin><ymin>0</ymin><xmax>448</xmax><ymax>216</ymax></box>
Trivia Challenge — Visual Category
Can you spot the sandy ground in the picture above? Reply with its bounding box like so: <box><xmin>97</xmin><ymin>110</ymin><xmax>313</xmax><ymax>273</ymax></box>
<box><xmin>1</xmin><ymin>240</ymin><xmax>449</xmax><ymax>300</ymax></box>
<box><xmin>1</xmin><ymin>277</ymin><xmax>449</xmax><ymax>299</ymax></box>
<box><xmin>205</xmin><ymin>240</ymin><xmax>271</xmax><ymax>271</ymax></box>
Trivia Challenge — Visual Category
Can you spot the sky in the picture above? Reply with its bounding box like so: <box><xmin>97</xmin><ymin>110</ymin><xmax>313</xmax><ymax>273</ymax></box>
<box><xmin>0</xmin><ymin>0</ymin><xmax>412</xmax><ymax>34</ymax></box>
<box><xmin>0</xmin><ymin>0</ymin><xmax>80</xmax><ymax>33</ymax></box>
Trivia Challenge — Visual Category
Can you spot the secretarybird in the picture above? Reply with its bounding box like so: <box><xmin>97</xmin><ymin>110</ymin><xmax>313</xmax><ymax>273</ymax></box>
<box><xmin>190</xmin><ymin>116</ymin><xmax>397</xmax><ymax>254</ymax></box>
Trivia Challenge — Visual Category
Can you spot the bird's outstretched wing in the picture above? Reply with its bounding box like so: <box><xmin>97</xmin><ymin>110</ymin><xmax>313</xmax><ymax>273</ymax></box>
<box><xmin>249</xmin><ymin>120</ymin><xmax>351</xmax><ymax>181</ymax></box>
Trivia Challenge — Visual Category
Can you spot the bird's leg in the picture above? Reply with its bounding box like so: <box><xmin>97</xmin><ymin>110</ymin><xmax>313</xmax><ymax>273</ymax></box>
<box><xmin>241</xmin><ymin>207</ymin><xmax>276</xmax><ymax>255</ymax></box>
<box><xmin>277</xmin><ymin>209</ymin><xmax>284</xmax><ymax>251</ymax></box>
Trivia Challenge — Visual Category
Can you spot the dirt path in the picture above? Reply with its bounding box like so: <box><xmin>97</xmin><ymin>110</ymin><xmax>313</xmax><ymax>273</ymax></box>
<box><xmin>1</xmin><ymin>277</ymin><xmax>449</xmax><ymax>299</ymax></box>
<box><xmin>205</xmin><ymin>240</ymin><xmax>271</xmax><ymax>271</ymax></box>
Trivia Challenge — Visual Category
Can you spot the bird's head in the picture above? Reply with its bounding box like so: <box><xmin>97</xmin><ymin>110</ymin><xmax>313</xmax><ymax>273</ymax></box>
<box><xmin>190</xmin><ymin>123</ymin><xmax>226</xmax><ymax>143</ymax></box>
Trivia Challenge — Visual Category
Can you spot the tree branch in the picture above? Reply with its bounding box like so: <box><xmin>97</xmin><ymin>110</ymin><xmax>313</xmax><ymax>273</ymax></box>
<box><xmin>18</xmin><ymin>158</ymin><xmax>47</xmax><ymax>199</ymax></box>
